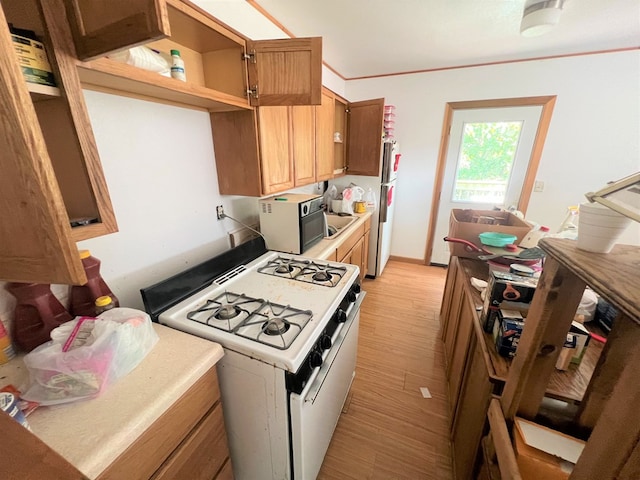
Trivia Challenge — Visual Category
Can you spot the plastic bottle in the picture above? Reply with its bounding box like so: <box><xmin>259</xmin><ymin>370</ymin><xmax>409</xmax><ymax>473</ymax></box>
<box><xmin>519</xmin><ymin>225</ymin><xmax>550</xmax><ymax>248</ymax></box>
<box><xmin>69</xmin><ymin>250</ymin><xmax>119</xmax><ymax>318</ymax></box>
<box><xmin>365</xmin><ymin>187</ymin><xmax>377</xmax><ymax>211</ymax></box>
<box><xmin>170</xmin><ymin>49</ymin><xmax>186</xmax><ymax>81</ymax></box>
<box><xmin>5</xmin><ymin>283</ymin><xmax>73</xmax><ymax>352</ymax></box>
<box><xmin>0</xmin><ymin>318</ymin><xmax>15</xmax><ymax>365</ymax></box>
<box><xmin>558</xmin><ymin>206</ymin><xmax>579</xmax><ymax>238</ymax></box>
<box><xmin>94</xmin><ymin>296</ymin><xmax>116</xmax><ymax>315</ymax></box>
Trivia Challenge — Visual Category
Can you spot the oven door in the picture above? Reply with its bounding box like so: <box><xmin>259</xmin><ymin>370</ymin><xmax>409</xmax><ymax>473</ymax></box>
<box><xmin>289</xmin><ymin>293</ymin><xmax>364</xmax><ymax>479</ymax></box>
<box><xmin>300</xmin><ymin>208</ymin><xmax>325</xmax><ymax>253</ymax></box>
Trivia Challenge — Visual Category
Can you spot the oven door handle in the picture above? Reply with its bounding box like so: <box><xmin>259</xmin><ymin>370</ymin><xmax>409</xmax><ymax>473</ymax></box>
<box><xmin>301</xmin><ymin>293</ymin><xmax>365</xmax><ymax>404</ymax></box>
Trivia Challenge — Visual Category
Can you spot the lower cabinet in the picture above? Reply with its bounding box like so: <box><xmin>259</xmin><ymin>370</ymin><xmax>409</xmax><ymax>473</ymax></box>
<box><xmin>336</xmin><ymin>217</ymin><xmax>371</xmax><ymax>281</ymax></box>
<box><xmin>98</xmin><ymin>366</ymin><xmax>233</xmax><ymax>480</ymax></box>
<box><xmin>440</xmin><ymin>256</ymin><xmax>496</xmax><ymax>480</ymax></box>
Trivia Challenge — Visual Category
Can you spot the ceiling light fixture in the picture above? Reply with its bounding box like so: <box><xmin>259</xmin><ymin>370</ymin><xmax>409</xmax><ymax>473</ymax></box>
<box><xmin>520</xmin><ymin>0</ymin><xmax>565</xmax><ymax>37</ymax></box>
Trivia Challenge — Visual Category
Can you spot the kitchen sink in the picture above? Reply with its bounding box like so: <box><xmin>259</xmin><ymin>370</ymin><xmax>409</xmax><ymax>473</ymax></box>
<box><xmin>324</xmin><ymin>213</ymin><xmax>357</xmax><ymax>238</ymax></box>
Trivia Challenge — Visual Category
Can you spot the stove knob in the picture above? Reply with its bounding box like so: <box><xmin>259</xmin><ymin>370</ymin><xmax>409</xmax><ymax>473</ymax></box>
<box><xmin>320</xmin><ymin>335</ymin><xmax>332</xmax><ymax>350</ymax></box>
<box><xmin>346</xmin><ymin>290</ymin><xmax>357</xmax><ymax>303</ymax></box>
<box><xmin>334</xmin><ymin>309</ymin><xmax>347</xmax><ymax>323</ymax></box>
<box><xmin>351</xmin><ymin>283</ymin><xmax>362</xmax><ymax>294</ymax></box>
<box><xmin>309</xmin><ymin>350</ymin><xmax>323</xmax><ymax>368</ymax></box>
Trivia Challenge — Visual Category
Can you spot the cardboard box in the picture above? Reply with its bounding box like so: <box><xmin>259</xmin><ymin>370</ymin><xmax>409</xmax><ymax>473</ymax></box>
<box><xmin>448</xmin><ymin>209</ymin><xmax>532</xmax><ymax>258</ymax></box>
<box><xmin>494</xmin><ymin>311</ymin><xmax>525</xmax><ymax>358</ymax></box>
<box><xmin>481</xmin><ymin>271</ymin><xmax>538</xmax><ymax>333</ymax></box>
<box><xmin>568</xmin><ymin>321</ymin><xmax>590</xmax><ymax>365</ymax></box>
<box><xmin>514</xmin><ymin>417</ymin><xmax>585</xmax><ymax>480</ymax></box>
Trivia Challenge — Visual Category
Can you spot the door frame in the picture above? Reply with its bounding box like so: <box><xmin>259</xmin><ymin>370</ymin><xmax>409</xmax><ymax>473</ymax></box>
<box><xmin>424</xmin><ymin>96</ymin><xmax>557</xmax><ymax>264</ymax></box>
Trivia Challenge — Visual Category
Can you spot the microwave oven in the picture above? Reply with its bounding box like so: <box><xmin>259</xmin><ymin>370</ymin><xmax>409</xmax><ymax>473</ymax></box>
<box><xmin>259</xmin><ymin>193</ymin><xmax>325</xmax><ymax>254</ymax></box>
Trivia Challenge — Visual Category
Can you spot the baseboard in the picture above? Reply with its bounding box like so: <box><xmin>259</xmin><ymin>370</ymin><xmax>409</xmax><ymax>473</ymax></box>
<box><xmin>388</xmin><ymin>255</ymin><xmax>426</xmax><ymax>265</ymax></box>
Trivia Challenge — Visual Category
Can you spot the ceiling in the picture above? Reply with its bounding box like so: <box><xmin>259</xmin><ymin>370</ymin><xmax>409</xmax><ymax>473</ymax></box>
<box><xmin>246</xmin><ymin>0</ymin><xmax>639</xmax><ymax>79</ymax></box>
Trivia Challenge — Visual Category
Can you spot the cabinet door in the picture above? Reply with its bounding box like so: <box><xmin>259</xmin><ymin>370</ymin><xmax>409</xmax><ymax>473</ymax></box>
<box><xmin>258</xmin><ymin>106</ymin><xmax>295</xmax><ymax>194</ymax></box>
<box><xmin>347</xmin><ymin>98</ymin><xmax>384</xmax><ymax>175</ymax></box>
<box><xmin>352</xmin><ymin>236</ymin><xmax>364</xmax><ymax>278</ymax></box>
<box><xmin>451</xmin><ymin>333</ymin><xmax>493</xmax><ymax>480</ymax></box>
<box><xmin>0</xmin><ymin>7</ymin><xmax>86</xmax><ymax>284</ymax></box>
<box><xmin>247</xmin><ymin>37</ymin><xmax>322</xmax><ymax>107</ymax></box>
<box><xmin>63</xmin><ymin>0</ymin><xmax>170</xmax><ymax>61</ymax></box>
<box><xmin>292</xmin><ymin>105</ymin><xmax>316</xmax><ymax>187</ymax></box>
<box><xmin>333</xmin><ymin>96</ymin><xmax>348</xmax><ymax>176</ymax></box>
<box><xmin>315</xmin><ymin>90</ymin><xmax>335</xmax><ymax>181</ymax></box>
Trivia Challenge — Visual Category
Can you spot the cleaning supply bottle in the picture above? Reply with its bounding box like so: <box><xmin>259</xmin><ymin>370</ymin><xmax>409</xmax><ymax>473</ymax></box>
<box><xmin>365</xmin><ymin>187</ymin><xmax>377</xmax><ymax>211</ymax></box>
<box><xmin>0</xmin><ymin>318</ymin><xmax>15</xmax><ymax>365</ymax></box>
<box><xmin>6</xmin><ymin>283</ymin><xmax>73</xmax><ymax>352</ymax></box>
<box><xmin>94</xmin><ymin>296</ymin><xmax>116</xmax><ymax>315</ymax></box>
<box><xmin>519</xmin><ymin>225</ymin><xmax>550</xmax><ymax>248</ymax></box>
<box><xmin>558</xmin><ymin>206</ymin><xmax>580</xmax><ymax>239</ymax></box>
<box><xmin>69</xmin><ymin>250</ymin><xmax>119</xmax><ymax>317</ymax></box>
<box><xmin>170</xmin><ymin>49</ymin><xmax>186</xmax><ymax>81</ymax></box>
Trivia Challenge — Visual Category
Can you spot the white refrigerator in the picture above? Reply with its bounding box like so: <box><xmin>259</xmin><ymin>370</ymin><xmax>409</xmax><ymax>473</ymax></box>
<box><xmin>331</xmin><ymin>141</ymin><xmax>401</xmax><ymax>277</ymax></box>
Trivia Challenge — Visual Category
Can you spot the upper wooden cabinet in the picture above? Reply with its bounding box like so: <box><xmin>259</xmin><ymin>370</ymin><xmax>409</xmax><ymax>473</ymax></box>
<box><xmin>347</xmin><ymin>98</ymin><xmax>385</xmax><ymax>176</ymax></box>
<box><xmin>0</xmin><ymin>0</ymin><xmax>117</xmax><ymax>285</ymax></box>
<box><xmin>63</xmin><ymin>0</ymin><xmax>171</xmax><ymax>61</ymax></box>
<box><xmin>293</xmin><ymin>105</ymin><xmax>317</xmax><ymax>187</ymax></box>
<box><xmin>64</xmin><ymin>0</ymin><xmax>322</xmax><ymax>111</ymax></box>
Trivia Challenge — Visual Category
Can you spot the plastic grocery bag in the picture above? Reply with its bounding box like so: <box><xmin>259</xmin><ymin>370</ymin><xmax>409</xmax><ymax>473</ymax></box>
<box><xmin>22</xmin><ymin>308</ymin><xmax>158</xmax><ymax>405</ymax></box>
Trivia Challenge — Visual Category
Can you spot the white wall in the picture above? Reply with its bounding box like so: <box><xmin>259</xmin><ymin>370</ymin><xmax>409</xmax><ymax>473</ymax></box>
<box><xmin>345</xmin><ymin>50</ymin><xmax>640</xmax><ymax>261</ymax></box>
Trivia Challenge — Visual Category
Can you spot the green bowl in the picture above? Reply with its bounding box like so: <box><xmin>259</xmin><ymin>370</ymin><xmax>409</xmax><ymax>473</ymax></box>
<box><xmin>479</xmin><ymin>232</ymin><xmax>517</xmax><ymax>247</ymax></box>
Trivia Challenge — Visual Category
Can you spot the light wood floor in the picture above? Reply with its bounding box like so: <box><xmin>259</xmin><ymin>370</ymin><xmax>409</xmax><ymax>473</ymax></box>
<box><xmin>318</xmin><ymin>260</ymin><xmax>453</xmax><ymax>480</ymax></box>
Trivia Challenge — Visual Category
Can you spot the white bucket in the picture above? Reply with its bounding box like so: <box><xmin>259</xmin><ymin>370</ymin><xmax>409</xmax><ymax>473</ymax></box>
<box><xmin>577</xmin><ymin>202</ymin><xmax>632</xmax><ymax>253</ymax></box>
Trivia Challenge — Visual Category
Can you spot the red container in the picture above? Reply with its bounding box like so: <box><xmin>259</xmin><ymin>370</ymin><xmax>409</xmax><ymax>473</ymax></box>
<box><xmin>69</xmin><ymin>250</ymin><xmax>119</xmax><ymax>318</ymax></box>
<box><xmin>6</xmin><ymin>283</ymin><xmax>73</xmax><ymax>352</ymax></box>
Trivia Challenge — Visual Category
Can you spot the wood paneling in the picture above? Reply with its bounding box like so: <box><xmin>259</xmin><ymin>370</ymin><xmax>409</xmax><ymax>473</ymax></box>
<box><xmin>318</xmin><ymin>260</ymin><xmax>453</xmax><ymax>480</ymax></box>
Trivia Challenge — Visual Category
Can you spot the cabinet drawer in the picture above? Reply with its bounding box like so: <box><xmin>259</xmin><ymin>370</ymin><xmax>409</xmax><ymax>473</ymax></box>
<box><xmin>98</xmin><ymin>367</ymin><xmax>221</xmax><ymax>480</ymax></box>
<box><xmin>152</xmin><ymin>402</ymin><xmax>230</xmax><ymax>480</ymax></box>
<box><xmin>336</xmin><ymin>224</ymin><xmax>365</xmax><ymax>261</ymax></box>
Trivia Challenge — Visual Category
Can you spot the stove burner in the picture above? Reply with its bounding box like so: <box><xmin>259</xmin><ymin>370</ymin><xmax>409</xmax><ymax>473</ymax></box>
<box><xmin>312</xmin><ymin>271</ymin><xmax>332</xmax><ymax>282</ymax></box>
<box><xmin>259</xmin><ymin>256</ymin><xmax>348</xmax><ymax>287</ymax></box>
<box><xmin>275</xmin><ymin>265</ymin><xmax>294</xmax><ymax>274</ymax></box>
<box><xmin>264</xmin><ymin>317</ymin><xmax>290</xmax><ymax>335</ymax></box>
<box><xmin>215</xmin><ymin>304</ymin><xmax>240</xmax><ymax>320</ymax></box>
<box><xmin>186</xmin><ymin>292</ymin><xmax>264</xmax><ymax>332</ymax></box>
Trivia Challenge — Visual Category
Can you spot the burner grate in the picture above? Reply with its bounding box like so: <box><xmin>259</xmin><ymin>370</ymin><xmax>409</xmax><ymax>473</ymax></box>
<box><xmin>235</xmin><ymin>302</ymin><xmax>313</xmax><ymax>350</ymax></box>
<box><xmin>187</xmin><ymin>292</ymin><xmax>263</xmax><ymax>332</ymax></box>
<box><xmin>258</xmin><ymin>256</ymin><xmax>347</xmax><ymax>287</ymax></box>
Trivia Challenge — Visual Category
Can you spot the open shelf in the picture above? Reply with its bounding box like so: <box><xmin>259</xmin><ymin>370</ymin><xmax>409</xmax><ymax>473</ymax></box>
<box><xmin>27</xmin><ymin>82</ymin><xmax>61</xmax><ymax>100</ymax></box>
<box><xmin>77</xmin><ymin>58</ymin><xmax>251</xmax><ymax>112</ymax></box>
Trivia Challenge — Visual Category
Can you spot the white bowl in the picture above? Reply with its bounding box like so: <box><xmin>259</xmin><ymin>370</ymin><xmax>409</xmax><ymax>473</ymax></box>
<box><xmin>580</xmin><ymin>202</ymin><xmax>626</xmax><ymax>217</ymax></box>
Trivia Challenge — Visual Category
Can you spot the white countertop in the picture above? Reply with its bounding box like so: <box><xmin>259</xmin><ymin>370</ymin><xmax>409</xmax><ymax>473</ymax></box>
<box><xmin>0</xmin><ymin>324</ymin><xmax>224</xmax><ymax>479</ymax></box>
<box><xmin>304</xmin><ymin>211</ymin><xmax>372</xmax><ymax>259</ymax></box>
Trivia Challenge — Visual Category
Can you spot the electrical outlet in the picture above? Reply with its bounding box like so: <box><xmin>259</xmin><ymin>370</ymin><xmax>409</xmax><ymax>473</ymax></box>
<box><xmin>534</xmin><ymin>180</ymin><xmax>544</xmax><ymax>192</ymax></box>
<box><xmin>216</xmin><ymin>205</ymin><xmax>225</xmax><ymax>220</ymax></box>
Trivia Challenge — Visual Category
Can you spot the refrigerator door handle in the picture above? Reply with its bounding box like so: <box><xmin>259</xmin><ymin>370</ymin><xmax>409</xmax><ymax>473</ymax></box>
<box><xmin>380</xmin><ymin>185</ymin><xmax>389</xmax><ymax>223</ymax></box>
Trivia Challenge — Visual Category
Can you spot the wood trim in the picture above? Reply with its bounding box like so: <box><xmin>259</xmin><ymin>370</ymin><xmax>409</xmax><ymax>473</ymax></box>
<box><xmin>344</xmin><ymin>47</ymin><xmax>639</xmax><ymax>81</ymax></box>
<box><xmin>388</xmin><ymin>255</ymin><xmax>425</xmax><ymax>265</ymax></box>
<box><xmin>424</xmin><ymin>102</ymin><xmax>454</xmax><ymax>265</ymax></box>
<box><xmin>424</xmin><ymin>95</ymin><xmax>556</xmax><ymax>264</ymax></box>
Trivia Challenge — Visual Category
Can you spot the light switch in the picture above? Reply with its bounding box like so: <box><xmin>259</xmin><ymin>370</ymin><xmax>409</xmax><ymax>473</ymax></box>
<box><xmin>534</xmin><ymin>180</ymin><xmax>544</xmax><ymax>192</ymax></box>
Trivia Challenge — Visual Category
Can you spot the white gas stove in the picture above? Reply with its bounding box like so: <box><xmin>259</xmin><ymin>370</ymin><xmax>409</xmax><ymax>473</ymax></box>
<box><xmin>141</xmin><ymin>239</ymin><xmax>364</xmax><ymax>480</ymax></box>
<box><xmin>158</xmin><ymin>251</ymin><xmax>359</xmax><ymax>372</ymax></box>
